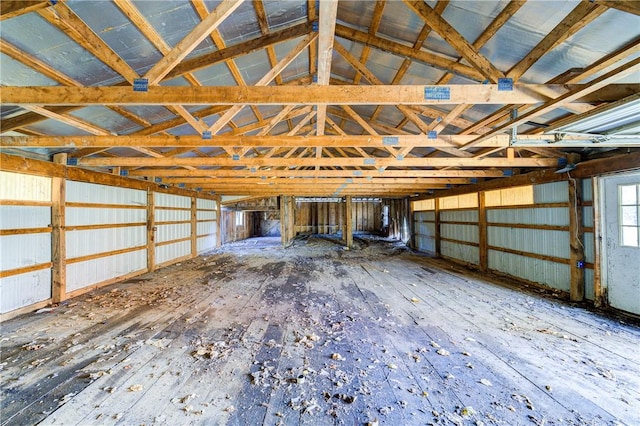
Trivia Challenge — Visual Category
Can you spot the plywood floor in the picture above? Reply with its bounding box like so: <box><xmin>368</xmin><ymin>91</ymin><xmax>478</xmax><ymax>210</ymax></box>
<box><xmin>1</xmin><ymin>236</ymin><xmax>639</xmax><ymax>426</ymax></box>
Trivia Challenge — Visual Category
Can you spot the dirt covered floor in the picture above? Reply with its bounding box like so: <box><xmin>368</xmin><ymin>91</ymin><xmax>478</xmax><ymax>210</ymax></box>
<box><xmin>1</xmin><ymin>235</ymin><xmax>639</xmax><ymax>426</ymax></box>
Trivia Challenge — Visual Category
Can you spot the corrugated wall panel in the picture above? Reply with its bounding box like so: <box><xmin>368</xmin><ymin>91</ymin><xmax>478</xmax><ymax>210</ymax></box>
<box><xmin>582</xmin><ymin>206</ymin><xmax>594</xmax><ymax>228</ymax></box>
<box><xmin>0</xmin><ymin>171</ymin><xmax>51</xmax><ymax>201</ymax></box>
<box><xmin>583</xmin><ymin>232</ymin><xmax>595</xmax><ymax>263</ymax></box>
<box><xmin>66</xmin><ymin>207</ymin><xmax>146</xmax><ymax>226</ymax></box>
<box><xmin>197</xmin><ymin>236</ymin><xmax>216</xmax><ymax>253</ymax></box>
<box><xmin>442</xmin><ymin>241</ymin><xmax>479</xmax><ymax>265</ymax></box>
<box><xmin>66</xmin><ymin>181</ymin><xmax>146</xmax><ymax>205</ymax></box>
<box><xmin>0</xmin><ymin>269</ymin><xmax>51</xmax><ymax>313</ymax></box>
<box><xmin>0</xmin><ymin>233</ymin><xmax>51</xmax><ymax>270</ymax></box>
<box><xmin>415</xmin><ymin>211</ymin><xmax>435</xmax><ymax>221</ymax></box>
<box><xmin>156</xmin><ymin>241</ymin><xmax>191</xmax><ymax>265</ymax></box>
<box><xmin>155</xmin><ymin>192</ymin><xmax>190</xmax><ymax>208</ymax></box>
<box><xmin>582</xmin><ymin>179</ymin><xmax>593</xmax><ymax>202</ymax></box>
<box><xmin>0</xmin><ymin>205</ymin><xmax>50</xmax><ymax>229</ymax></box>
<box><xmin>534</xmin><ymin>181</ymin><xmax>569</xmax><ymax>203</ymax></box>
<box><xmin>585</xmin><ymin>269</ymin><xmax>594</xmax><ymax>301</ymax></box>
<box><xmin>415</xmin><ymin>235</ymin><xmax>435</xmax><ymax>253</ymax></box>
<box><xmin>196</xmin><ymin>198</ymin><xmax>216</xmax><ymax>210</ymax></box>
<box><xmin>488</xmin><ymin>227</ymin><xmax>570</xmax><ymax>259</ymax></box>
<box><xmin>66</xmin><ymin>227</ymin><xmax>146</xmax><ymax>258</ymax></box>
<box><xmin>442</xmin><ymin>223</ymin><xmax>479</xmax><ymax>244</ymax></box>
<box><xmin>155</xmin><ymin>209</ymin><xmax>190</xmax><ymax>222</ymax></box>
<box><xmin>156</xmin><ymin>224</ymin><xmax>190</xmax><ymax>244</ymax></box>
<box><xmin>65</xmin><ymin>181</ymin><xmax>148</xmax><ymax>292</ymax></box>
<box><xmin>67</xmin><ymin>250</ymin><xmax>146</xmax><ymax>293</ymax></box>
<box><xmin>440</xmin><ymin>209</ymin><xmax>478</xmax><ymax>222</ymax></box>
<box><xmin>488</xmin><ymin>250</ymin><xmax>570</xmax><ymax>291</ymax></box>
<box><xmin>487</xmin><ymin>207</ymin><xmax>569</xmax><ymax>226</ymax></box>
<box><xmin>415</xmin><ymin>221</ymin><xmax>434</xmax><ymax>237</ymax></box>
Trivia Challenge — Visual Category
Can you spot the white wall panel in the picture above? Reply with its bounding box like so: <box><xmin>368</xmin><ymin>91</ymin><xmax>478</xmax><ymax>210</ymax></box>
<box><xmin>583</xmin><ymin>232</ymin><xmax>595</xmax><ymax>263</ymax></box>
<box><xmin>0</xmin><ymin>269</ymin><xmax>51</xmax><ymax>313</ymax></box>
<box><xmin>489</xmin><ymin>250</ymin><xmax>570</xmax><ymax>291</ymax></box>
<box><xmin>487</xmin><ymin>207</ymin><xmax>569</xmax><ymax>226</ymax></box>
<box><xmin>0</xmin><ymin>233</ymin><xmax>51</xmax><ymax>270</ymax></box>
<box><xmin>66</xmin><ymin>207</ymin><xmax>146</xmax><ymax>226</ymax></box>
<box><xmin>155</xmin><ymin>209</ymin><xmax>190</xmax><ymax>222</ymax></box>
<box><xmin>66</xmin><ymin>227</ymin><xmax>146</xmax><ymax>258</ymax></box>
<box><xmin>197</xmin><ymin>221</ymin><xmax>216</xmax><ymax>236</ymax></box>
<box><xmin>67</xmin><ymin>181</ymin><xmax>145</xmax><ymax>205</ymax></box>
<box><xmin>0</xmin><ymin>205</ymin><xmax>50</xmax><ymax>229</ymax></box>
<box><xmin>67</xmin><ymin>249</ymin><xmax>146</xmax><ymax>292</ymax></box>
<box><xmin>197</xmin><ymin>236</ymin><xmax>216</xmax><ymax>253</ymax></box>
<box><xmin>156</xmin><ymin>241</ymin><xmax>190</xmax><ymax>265</ymax></box>
<box><xmin>414</xmin><ymin>221</ymin><xmax>435</xmax><ymax>237</ymax></box>
<box><xmin>197</xmin><ymin>210</ymin><xmax>217</xmax><ymax>221</ymax></box>
<box><xmin>582</xmin><ymin>206</ymin><xmax>594</xmax><ymax>228</ymax></box>
<box><xmin>156</xmin><ymin>223</ymin><xmax>190</xmax><ymax>244</ymax></box>
<box><xmin>585</xmin><ymin>269</ymin><xmax>594</xmax><ymax>301</ymax></box>
<box><xmin>488</xmin><ymin>227</ymin><xmax>569</xmax><ymax>259</ymax></box>
<box><xmin>442</xmin><ymin>241</ymin><xmax>479</xmax><ymax>265</ymax></box>
<box><xmin>534</xmin><ymin>181</ymin><xmax>569</xmax><ymax>203</ymax></box>
<box><xmin>414</xmin><ymin>211</ymin><xmax>435</xmax><ymax>222</ymax></box>
<box><xmin>415</xmin><ymin>235</ymin><xmax>435</xmax><ymax>253</ymax></box>
<box><xmin>440</xmin><ymin>209</ymin><xmax>478</xmax><ymax>223</ymax></box>
<box><xmin>197</xmin><ymin>198</ymin><xmax>217</xmax><ymax>209</ymax></box>
<box><xmin>442</xmin><ymin>224</ymin><xmax>479</xmax><ymax>244</ymax></box>
<box><xmin>0</xmin><ymin>171</ymin><xmax>51</xmax><ymax>201</ymax></box>
<box><xmin>582</xmin><ymin>179</ymin><xmax>593</xmax><ymax>202</ymax></box>
<box><xmin>155</xmin><ymin>193</ymin><xmax>190</xmax><ymax>208</ymax></box>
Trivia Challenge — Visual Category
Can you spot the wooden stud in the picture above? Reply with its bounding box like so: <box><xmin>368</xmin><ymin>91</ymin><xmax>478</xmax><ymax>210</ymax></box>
<box><xmin>404</xmin><ymin>0</ymin><xmax>504</xmax><ymax>82</ymax></box>
<box><xmin>144</xmin><ymin>0</ymin><xmax>243</xmax><ymax>85</ymax></box>
<box><xmin>216</xmin><ymin>195</ymin><xmax>222</xmax><ymax>247</ymax></box>
<box><xmin>191</xmin><ymin>196</ymin><xmax>198</xmax><ymax>257</ymax></box>
<box><xmin>568</xmin><ymin>176</ymin><xmax>585</xmax><ymax>302</ymax></box>
<box><xmin>591</xmin><ymin>177</ymin><xmax>603</xmax><ymax>306</ymax></box>
<box><xmin>478</xmin><ymin>191</ymin><xmax>488</xmax><ymax>272</ymax></box>
<box><xmin>344</xmin><ymin>195</ymin><xmax>353</xmax><ymax>248</ymax></box>
<box><xmin>1</xmin><ymin>84</ymin><xmax>557</xmax><ymax>106</ymax></box>
<box><xmin>147</xmin><ymin>190</ymin><xmax>156</xmax><ymax>272</ymax></box>
<box><xmin>434</xmin><ymin>199</ymin><xmax>441</xmax><ymax>256</ymax></box>
<box><xmin>51</xmin><ymin>153</ymin><xmax>67</xmax><ymax>304</ymax></box>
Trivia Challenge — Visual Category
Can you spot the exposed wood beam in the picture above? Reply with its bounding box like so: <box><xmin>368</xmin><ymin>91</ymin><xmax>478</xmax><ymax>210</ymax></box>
<box><xmin>38</xmin><ymin>3</ymin><xmax>139</xmax><ymax>83</ymax></box>
<box><xmin>166</xmin><ymin>21</ymin><xmax>314</xmax><ymax>80</ymax></box>
<box><xmin>163</xmin><ymin>177</ymin><xmax>472</xmax><ymax>185</ymax></box>
<box><xmin>597</xmin><ymin>0</ymin><xmax>640</xmax><ymax>16</ymax></box>
<box><xmin>0</xmin><ymin>134</ymin><xmax>509</xmax><ymax>148</ymax></box>
<box><xmin>404</xmin><ymin>0</ymin><xmax>504</xmax><ymax>83</ymax></box>
<box><xmin>1</xmin><ymin>1</ymin><xmax>50</xmax><ymax>21</ymax></box>
<box><xmin>127</xmin><ymin>168</ymin><xmax>507</xmax><ymax>178</ymax></box>
<box><xmin>461</xmin><ymin>57</ymin><xmax>640</xmax><ymax>150</ymax></box>
<box><xmin>77</xmin><ymin>156</ymin><xmax>559</xmax><ymax>168</ymax></box>
<box><xmin>315</xmin><ymin>0</ymin><xmax>338</xmax><ymax>137</ymax></box>
<box><xmin>21</xmin><ymin>106</ymin><xmax>111</xmax><ymax>136</ymax></box>
<box><xmin>143</xmin><ymin>0</ymin><xmax>244</xmax><ymax>85</ymax></box>
<box><xmin>257</xmin><ymin>105</ymin><xmax>297</xmax><ymax>136</ymax></box>
<box><xmin>1</xmin><ymin>84</ymin><xmax>556</xmax><ymax>106</ymax></box>
<box><xmin>207</xmin><ymin>33</ymin><xmax>317</xmax><ymax>134</ymax></box>
<box><xmin>335</xmin><ymin>24</ymin><xmax>485</xmax><ymax>81</ymax></box>
<box><xmin>352</xmin><ymin>0</ymin><xmax>386</xmax><ymax>86</ymax></box>
<box><xmin>507</xmin><ymin>2</ymin><xmax>607</xmax><ymax>81</ymax></box>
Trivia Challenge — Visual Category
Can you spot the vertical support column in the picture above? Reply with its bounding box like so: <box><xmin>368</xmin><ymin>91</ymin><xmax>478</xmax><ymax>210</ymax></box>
<box><xmin>288</xmin><ymin>196</ymin><xmax>296</xmax><ymax>243</ymax></box>
<box><xmin>408</xmin><ymin>200</ymin><xmax>415</xmax><ymax>249</ymax></box>
<box><xmin>280</xmin><ymin>196</ymin><xmax>296</xmax><ymax>247</ymax></box>
<box><xmin>147</xmin><ymin>189</ymin><xmax>156</xmax><ymax>273</ymax></box>
<box><xmin>344</xmin><ymin>195</ymin><xmax>353</xmax><ymax>248</ymax></box>
<box><xmin>569</xmin><ymin>176</ymin><xmax>585</xmax><ymax>302</ymax></box>
<box><xmin>434</xmin><ymin>198</ymin><xmax>441</xmax><ymax>257</ymax></box>
<box><xmin>478</xmin><ymin>191</ymin><xmax>488</xmax><ymax>272</ymax></box>
<box><xmin>191</xmin><ymin>196</ymin><xmax>197</xmax><ymax>257</ymax></box>
<box><xmin>216</xmin><ymin>195</ymin><xmax>222</xmax><ymax>247</ymax></box>
<box><xmin>592</xmin><ymin>177</ymin><xmax>602</xmax><ymax>306</ymax></box>
<box><xmin>51</xmin><ymin>153</ymin><xmax>67</xmax><ymax>304</ymax></box>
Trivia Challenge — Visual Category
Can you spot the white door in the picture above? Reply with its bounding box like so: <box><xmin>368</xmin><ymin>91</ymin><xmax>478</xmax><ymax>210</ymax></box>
<box><xmin>601</xmin><ymin>172</ymin><xmax>640</xmax><ymax>314</ymax></box>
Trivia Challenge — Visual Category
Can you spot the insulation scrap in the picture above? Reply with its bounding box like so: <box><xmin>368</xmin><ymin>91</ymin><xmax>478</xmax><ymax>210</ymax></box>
<box><xmin>479</xmin><ymin>378</ymin><xmax>492</xmax><ymax>386</ymax></box>
<box><xmin>436</xmin><ymin>349</ymin><xmax>450</xmax><ymax>356</ymax></box>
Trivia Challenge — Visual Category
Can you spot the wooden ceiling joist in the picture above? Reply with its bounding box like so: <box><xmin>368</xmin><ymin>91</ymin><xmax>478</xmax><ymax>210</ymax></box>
<box><xmin>1</xmin><ymin>84</ymin><xmax>572</xmax><ymax>106</ymax></box>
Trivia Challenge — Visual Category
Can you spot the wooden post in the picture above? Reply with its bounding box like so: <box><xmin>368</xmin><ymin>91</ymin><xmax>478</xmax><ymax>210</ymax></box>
<box><xmin>288</xmin><ymin>196</ymin><xmax>296</xmax><ymax>242</ymax></box>
<box><xmin>592</xmin><ymin>177</ymin><xmax>602</xmax><ymax>306</ymax></box>
<box><xmin>478</xmin><ymin>191</ymin><xmax>488</xmax><ymax>272</ymax></box>
<box><xmin>344</xmin><ymin>195</ymin><xmax>353</xmax><ymax>248</ymax></box>
<box><xmin>191</xmin><ymin>196</ymin><xmax>197</xmax><ymax>257</ymax></box>
<box><xmin>569</xmin><ymin>177</ymin><xmax>585</xmax><ymax>302</ymax></box>
<box><xmin>216</xmin><ymin>195</ymin><xmax>221</xmax><ymax>247</ymax></box>
<box><xmin>147</xmin><ymin>189</ymin><xmax>156</xmax><ymax>273</ymax></box>
<box><xmin>51</xmin><ymin>153</ymin><xmax>67</xmax><ymax>304</ymax></box>
<box><xmin>434</xmin><ymin>198</ymin><xmax>441</xmax><ymax>257</ymax></box>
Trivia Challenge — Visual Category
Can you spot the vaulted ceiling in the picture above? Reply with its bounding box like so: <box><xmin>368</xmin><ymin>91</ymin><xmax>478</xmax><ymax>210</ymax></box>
<box><xmin>1</xmin><ymin>0</ymin><xmax>639</xmax><ymax>197</ymax></box>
